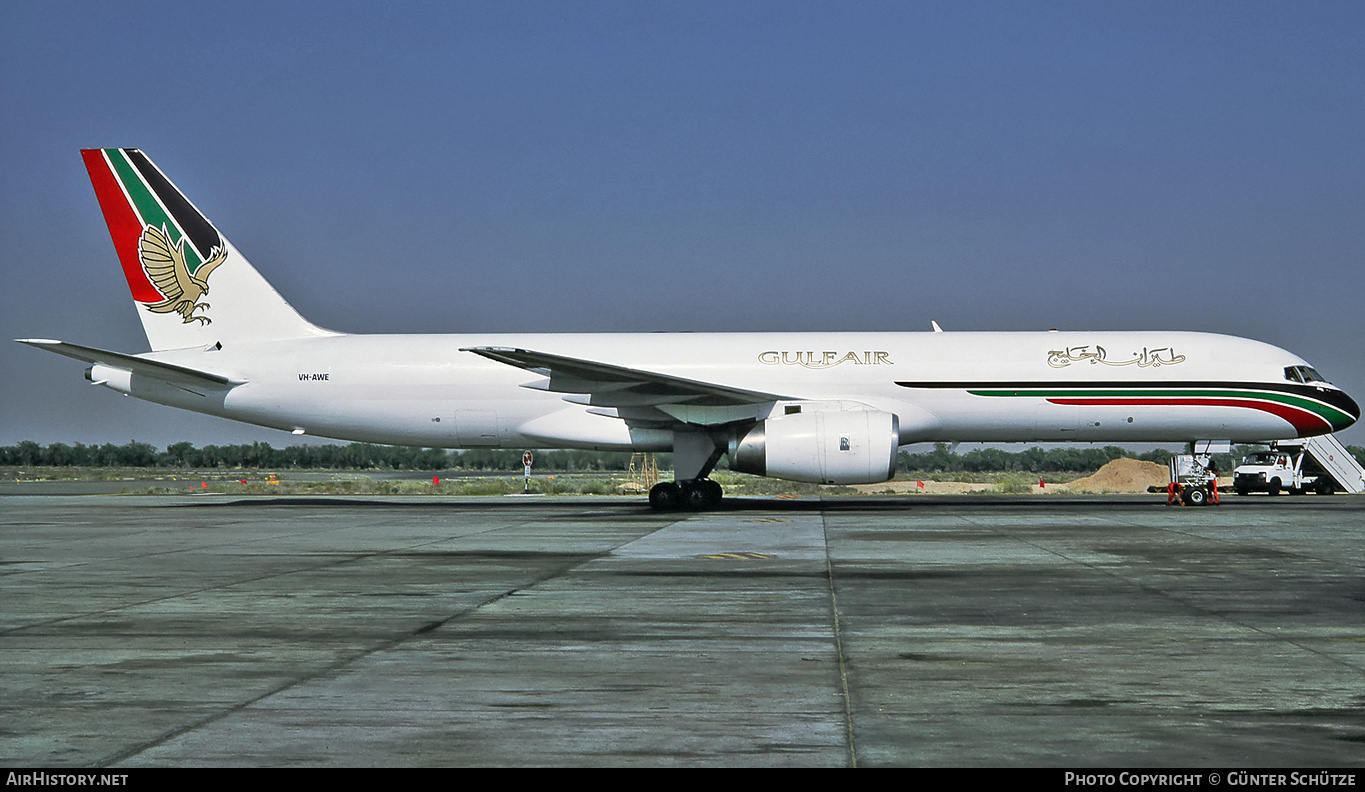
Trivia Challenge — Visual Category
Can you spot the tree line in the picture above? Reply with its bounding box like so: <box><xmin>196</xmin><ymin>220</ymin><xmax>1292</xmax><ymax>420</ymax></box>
<box><xmin>0</xmin><ymin>441</ymin><xmax>644</xmax><ymax>471</ymax></box>
<box><xmin>5</xmin><ymin>439</ymin><xmax>1361</xmax><ymax>473</ymax></box>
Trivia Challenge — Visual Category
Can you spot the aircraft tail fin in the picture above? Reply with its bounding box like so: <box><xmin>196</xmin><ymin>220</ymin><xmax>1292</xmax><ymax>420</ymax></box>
<box><xmin>81</xmin><ymin>148</ymin><xmax>335</xmax><ymax>351</ymax></box>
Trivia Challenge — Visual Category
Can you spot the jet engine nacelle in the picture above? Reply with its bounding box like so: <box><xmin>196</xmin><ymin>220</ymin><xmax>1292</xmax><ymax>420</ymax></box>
<box><xmin>729</xmin><ymin>407</ymin><xmax>900</xmax><ymax>484</ymax></box>
<box><xmin>85</xmin><ymin>363</ymin><xmax>132</xmax><ymax>395</ymax></box>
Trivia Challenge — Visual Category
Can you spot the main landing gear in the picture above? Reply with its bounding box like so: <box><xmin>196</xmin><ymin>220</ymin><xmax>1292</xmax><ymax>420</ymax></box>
<box><xmin>649</xmin><ymin>478</ymin><xmax>723</xmax><ymax>511</ymax></box>
<box><xmin>649</xmin><ymin>430</ymin><xmax>727</xmax><ymax>512</ymax></box>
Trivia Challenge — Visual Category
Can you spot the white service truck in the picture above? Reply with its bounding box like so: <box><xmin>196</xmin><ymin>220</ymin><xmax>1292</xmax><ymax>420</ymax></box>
<box><xmin>1233</xmin><ymin>445</ymin><xmax>1325</xmax><ymax>495</ymax></box>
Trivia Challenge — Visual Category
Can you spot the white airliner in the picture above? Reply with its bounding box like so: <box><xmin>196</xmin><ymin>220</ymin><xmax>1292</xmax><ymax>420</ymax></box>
<box><xmin>18</xmin><ymin>149</ymin><xmax>1360</xmax><ymax>509</ymax></box>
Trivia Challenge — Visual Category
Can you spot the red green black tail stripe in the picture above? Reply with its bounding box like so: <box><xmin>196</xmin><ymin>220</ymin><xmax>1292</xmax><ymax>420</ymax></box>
<box><xmin>81</xmin><ymin>148</ymin><xmax>223</xmax><ymax>303</ymax></box>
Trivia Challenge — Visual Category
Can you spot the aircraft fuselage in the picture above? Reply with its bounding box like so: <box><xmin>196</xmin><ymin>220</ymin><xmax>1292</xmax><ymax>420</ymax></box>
<box><xmin>119</xmin><ymin>329</ymin><xmax>1358</xmax><ymax>449</ymax></box>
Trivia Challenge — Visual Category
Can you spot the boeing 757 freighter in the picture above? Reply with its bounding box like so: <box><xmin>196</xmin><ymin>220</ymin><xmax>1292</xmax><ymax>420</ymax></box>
<box><xmin>18</xmin><ymin>149</ymin><xmax>1360</xmax><ymax>509</ymax></box>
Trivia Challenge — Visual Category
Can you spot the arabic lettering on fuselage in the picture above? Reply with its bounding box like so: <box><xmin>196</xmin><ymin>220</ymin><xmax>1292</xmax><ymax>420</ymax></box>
<box><xmin>1047</xmin><ymin>345</ymin><xmax>1187</xmax><ymax>369</ymax></box>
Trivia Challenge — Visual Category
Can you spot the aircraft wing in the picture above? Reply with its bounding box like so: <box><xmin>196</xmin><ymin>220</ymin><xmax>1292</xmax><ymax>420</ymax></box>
<box><xmin>461</xmin><ymin>346</ymin><xmax>788</xmax><ymax>411</ymax></box>
<box><xmin>16</xmin><ymin>339</ymin><xmax>243</xmax><ymax>389</ymax></box>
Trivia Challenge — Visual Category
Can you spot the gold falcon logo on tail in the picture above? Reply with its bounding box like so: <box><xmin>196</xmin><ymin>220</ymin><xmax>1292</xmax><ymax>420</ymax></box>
<box><xmin>138</xmin><ymin>224</ymin><xmax>228</xmax><ymax>325</ymax></box>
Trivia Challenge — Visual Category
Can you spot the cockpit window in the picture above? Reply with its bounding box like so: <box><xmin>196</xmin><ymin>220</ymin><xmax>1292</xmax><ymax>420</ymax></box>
<box><xmin>1284</xmin><ymin>365</ymin><xmax>1327</xmax><ymax>384</ymax></box>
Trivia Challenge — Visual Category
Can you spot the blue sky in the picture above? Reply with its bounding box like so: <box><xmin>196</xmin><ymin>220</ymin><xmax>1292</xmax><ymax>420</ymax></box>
<box><xmin>3</xmin><ymin>1</ymin><xmax>1363</xmax><ymax>448</ymax></box>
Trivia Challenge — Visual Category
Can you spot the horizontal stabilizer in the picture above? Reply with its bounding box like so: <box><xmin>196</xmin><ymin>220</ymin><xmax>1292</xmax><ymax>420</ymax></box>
<box><xmin>16</xmin><ymin>339</ymin><xmax>243</xmax><ymax>389</ymax></box>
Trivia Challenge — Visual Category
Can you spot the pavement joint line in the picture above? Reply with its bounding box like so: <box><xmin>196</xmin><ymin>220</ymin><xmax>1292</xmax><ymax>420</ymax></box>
<box><xmin>91</xmin><ymin>509</ymin><xmax>682</xmax><ymax>768</ymax></box>
<box><xmin>819</xmin><ymin>498</ymin><xmax>858</xmax><ymax>769</ymax></box>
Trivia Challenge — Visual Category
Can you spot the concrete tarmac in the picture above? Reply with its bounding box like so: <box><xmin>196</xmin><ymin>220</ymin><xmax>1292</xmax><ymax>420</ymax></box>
<box><xmin>2</xmin><ymin>492</ymin><xmax>1363</xmax><ymax>767</ymax></box>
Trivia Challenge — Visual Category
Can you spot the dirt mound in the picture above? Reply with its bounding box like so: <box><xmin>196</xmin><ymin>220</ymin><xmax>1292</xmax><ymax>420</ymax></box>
<box><xmin>1065</xmin><ymin>458</ymin><xmax>1168</xmax><ymax>493</ymax></box>
<box><xmin>852</xmin><ymin>480</ymin><xmax>993</xmax><ymax>494</ymax></box>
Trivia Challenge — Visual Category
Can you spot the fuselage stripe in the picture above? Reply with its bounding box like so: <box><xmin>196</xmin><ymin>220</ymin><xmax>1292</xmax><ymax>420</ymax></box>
<box><xmin>1044</xmin><ymin>396</ymin><xmax>1333</xmax><ymax>434</ymax></box>
<box><xmin>968</xmin><ymin>389</ymin><xmax>1352</xmax><ymax>427</ymax></box>
<box><xmin>894</xmin><ymin>380</ymin><xmax>1357</xmax><ymax>433</ymax></box>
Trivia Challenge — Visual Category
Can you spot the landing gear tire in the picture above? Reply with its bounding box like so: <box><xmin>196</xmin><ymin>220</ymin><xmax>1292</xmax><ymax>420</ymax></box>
<box><xmin>682</xmin><ymin>483</ymin><xmax>710</xmax><ymax>511</ymax></box>
<box><xmin>1184</xmin><ymin>486</ymin><xmax>1208</xmax><ymax>506</ymax></box>
<box><xmin>649</xmin><ymin>481</ymin><xmax>683</xmax><ymax>511</ymax></box>
<box><xmin>680</xmin><ymin>479</ymin><xmax>724</xmax><ymax>511</ymax></box>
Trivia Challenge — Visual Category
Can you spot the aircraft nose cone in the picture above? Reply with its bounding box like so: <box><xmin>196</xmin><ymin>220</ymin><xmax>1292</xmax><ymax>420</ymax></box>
<box><xmin>1307</xmin><ymin>385</ymin><xmax>1360</xmax><ymax>433</ymax></box>
<box><xmin>1342</xmin><ymin>390</ymin><xmax>1361</xmax><ymax>426</ymax></box>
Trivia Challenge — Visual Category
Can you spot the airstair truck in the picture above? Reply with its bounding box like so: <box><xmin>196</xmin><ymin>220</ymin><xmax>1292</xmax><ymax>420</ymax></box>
<box><xmin>1232</xmin><ymin>434</ymin><xmax>1365</xmax><ymax>495</ymax></box>
<box><xmin>1303</xmin><ymin>433</ymin><xmax>1365</xmax><ymax>493</ymax></box>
